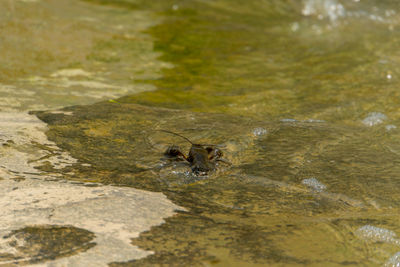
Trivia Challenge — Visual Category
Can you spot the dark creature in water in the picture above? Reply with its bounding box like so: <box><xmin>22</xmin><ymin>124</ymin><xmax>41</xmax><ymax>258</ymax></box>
<box><xmin>160</xmin><ymin>130</ymin><xmax>230</xmax><ymax>175</ymax></box>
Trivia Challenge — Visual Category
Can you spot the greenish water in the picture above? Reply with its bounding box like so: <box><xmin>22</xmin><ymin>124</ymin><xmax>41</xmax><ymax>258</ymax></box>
<box><xmin>121</xmin><ymin>0</ymin><xmax>400</xmax><ymax>124</ymax></box>
<box><xmin>3</xmin><ymin>0</ymin><xmax>400</xmax><ymax>266</ymax></box>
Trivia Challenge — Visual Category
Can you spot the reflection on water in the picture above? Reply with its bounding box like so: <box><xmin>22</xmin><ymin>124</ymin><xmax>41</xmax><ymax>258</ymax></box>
<box><xmin>2</xmin><ymin>0</ymin><xmax>400</xmax><ymax>266</ymax></box>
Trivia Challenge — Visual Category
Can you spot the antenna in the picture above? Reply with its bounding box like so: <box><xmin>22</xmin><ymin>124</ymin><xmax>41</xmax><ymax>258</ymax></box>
<box><xmin>158</xmin><ymin>129</ymin><xmax>219</xmax><ymax>147</ymax></box>
<box><xmin>158</xmin><ymin>130</ymin><xmax>194</xmax><ymax>145</ymax></box>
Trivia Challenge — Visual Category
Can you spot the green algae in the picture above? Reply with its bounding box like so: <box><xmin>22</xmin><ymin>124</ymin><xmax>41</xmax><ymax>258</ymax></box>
<box><xmin>111</xmin><ymin>0</ymin><xmax>400</xmax><ymax>125</ymax></box>
<box><xmin>121</xmin><ymin>0</ymin><xmax>296</xmax><ymax>113</ymax></box>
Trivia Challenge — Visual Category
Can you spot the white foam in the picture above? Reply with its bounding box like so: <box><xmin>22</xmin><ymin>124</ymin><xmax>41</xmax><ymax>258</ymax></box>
<box><xmin>252</xmin><ymin>127</ymin><xmax>267</xmax><ymax>136</ymax></box>
<box><xmin>386</xmin><ymin>252</ymin><xmax>400</xmax><ymax>267</ymax></box>
<box><xmin>386</xmin><ymin>125</ymin><xmax>397</xmax><ymax>131</ymax></box>
<box><xmin>301</xmin><ymin>177</ymin><xmax>327</xmax><ymax>192</ymax></box>
<box><xmin>362</xmin><ymin>112</ymin><xmax>388</xmax><ymax>127</ymax></box>
<box><xmin>356</xmin><ymin>225</ymin><xmax>399</xmax><ymax>245</ymax></box>
<box><xmin>302</xmin><ymin>0</ymin><xmax>346</xmax><ymax>22</ymax></box>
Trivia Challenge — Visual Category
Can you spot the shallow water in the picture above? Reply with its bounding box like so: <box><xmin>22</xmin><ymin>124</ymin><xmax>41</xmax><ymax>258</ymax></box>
<box><xmin>2</xmin><ymin>0</ymin><xmax>400</xmax><ymax>266</ymax></box>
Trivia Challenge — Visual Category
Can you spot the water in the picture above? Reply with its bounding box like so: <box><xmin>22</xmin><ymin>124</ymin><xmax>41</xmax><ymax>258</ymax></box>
<box><xmin>2</xmin><ymin>0</ymin><xmax>400</xmax><ymax>266</ymax></box>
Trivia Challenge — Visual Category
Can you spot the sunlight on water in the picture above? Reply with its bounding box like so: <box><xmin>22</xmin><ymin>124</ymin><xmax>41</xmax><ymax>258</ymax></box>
<box><xmin>302</xmin><ymin>0</ymin><xmax>346</xmax><ymax>22</ymax></box>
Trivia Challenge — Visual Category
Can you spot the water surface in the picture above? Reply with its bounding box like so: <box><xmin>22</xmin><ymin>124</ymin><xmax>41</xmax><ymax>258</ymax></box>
<box><xmin>3</xmin><ymin>0</ymin><xmax>400</xmax><ymax>266</ymax></box>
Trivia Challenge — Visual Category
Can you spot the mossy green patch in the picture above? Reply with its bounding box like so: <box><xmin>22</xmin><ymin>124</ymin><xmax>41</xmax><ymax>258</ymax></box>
<box><xmin>121</xmin><ymin>0</ymin><xmax>285</xmax><ymax>112</ymax></box>
<box><xmin>108</xmin><ymin>0</ymin><xmax>398</xmax><ymax>124</ymax></box>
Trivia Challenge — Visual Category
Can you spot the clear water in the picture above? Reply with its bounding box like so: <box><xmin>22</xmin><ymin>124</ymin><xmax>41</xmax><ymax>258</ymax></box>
<box><xmin>2</xmin><ymin>0</ymin><xmax>400</xmax><ymax>266</ymax></box>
